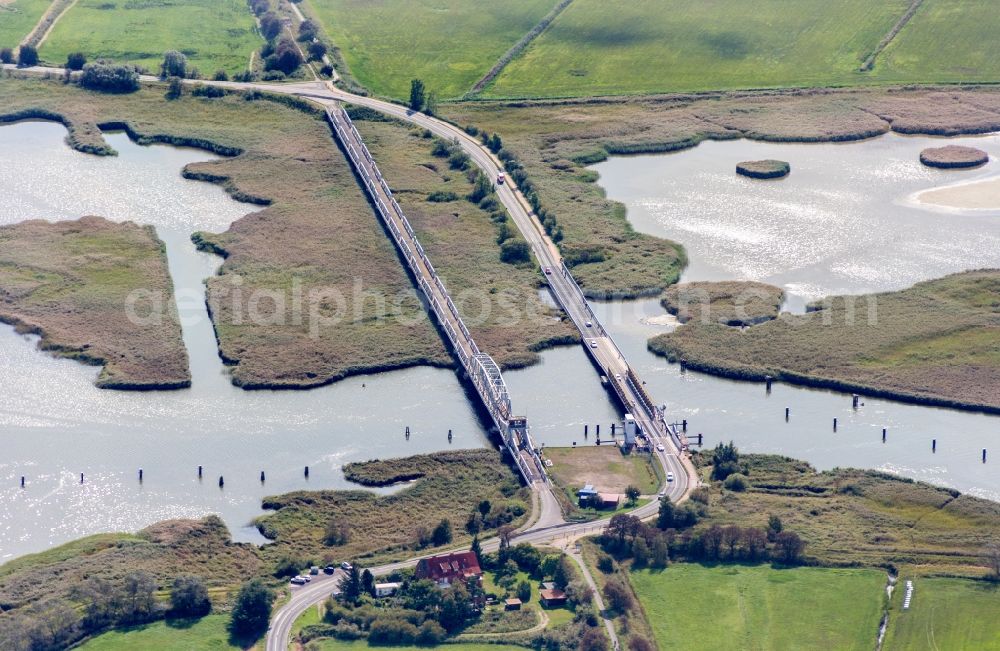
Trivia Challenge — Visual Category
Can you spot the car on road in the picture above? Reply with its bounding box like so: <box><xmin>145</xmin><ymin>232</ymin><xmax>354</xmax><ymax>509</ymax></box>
<box><xmin>658</xmin><ymin>490</ymin><xmax>666</xmax><ymax>498</ymax></box>
<box><xmin>341</xmin><ymin>561</ymin><xmax>353</xmax><ymax>571</ymax></box>
<box><xmin>615</xmin><ymin>373</ymin><xmax>622</xmax><ymax>381</ymax></box>
<box><xmin>590</xmin><ymin>340</ymin><xmax>597</xmax><ymax>348</ymax></box>
<box><xmin>667</xmin><ymin>472</ymin><xmax>675</xmax><ymax>482</ymax></box>
<box><xmin>324</xmin><ymin>565</ymin><xmax>336</xmax><ymax>575</ymax></box>
<box><xmin>656</xmin><ymin>443</ymin><xmax>665</xmax><ymax>452</ymax></box>
<box><xmin>543</xmin><ymin>266</ymin><xmax>551</xmax><ymax>275</ymax></box>
<box><xmin>497</xmin><ymin>172</ymin><xmax>505</xmax><ymax>185</ymax></box>
<box><xmin>585</xmin><ymin>320</ymin><xmax>592</xmax><ymax>327</ymax></box>
<box><xmin>290</xmin><ymin>576</ymin><xmax>307</xmax><ymax>585</ymax></box>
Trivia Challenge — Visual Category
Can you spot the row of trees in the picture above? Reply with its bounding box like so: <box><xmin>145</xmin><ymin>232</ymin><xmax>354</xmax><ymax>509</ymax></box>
<box><xmin>249</xmin><ymin>0</ymin><xmax>304</xmax><ymax>79</ymax></box>
<box><xmin>408</xmin><ymin>79</ymin><xmax>438</xmax><ymax>115</ymax></box>
<box><xmin>0</xmin><ymin>45</ymin><xmax>38</xmax><ymax>67</ymax></box>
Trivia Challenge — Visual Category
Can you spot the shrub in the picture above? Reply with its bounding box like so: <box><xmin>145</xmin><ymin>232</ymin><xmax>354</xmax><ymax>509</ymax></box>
<box><xmin>66</xmin><ymin>52</ymin><xmax>87</xmax><ymax>71</ymax></box>
<box><xmin>249</xmin><ymin>0</ymin><xmax>270</xmax><ymax>16</ymax></box>
<box><xmin>191</xmin><ymin>84</ymin><xmax>226</xmax><ymax>98</ymax></box>
<box><xmin>17</xmin><ymin>45</ymin><xmax>38</xmax><ymax>67</ymax></box>
<box><xmin>724</xmin><ymin>473</ymin><xmax>748</xmax><ymax>492</ymax></box>
<box><xmin>259</xmin><ymin>12</ymin><xmax>283</xmax><ymax>41</ymax></box>
<box><xmin>80</xmin><ymin>63</ymin><xmax>140</xmax><ymax>93</ymax></box>
<box><xmin>213</xmin><ymin>69</ymin><xmax>229</xmax><ymax>81</ymax></box>
<box><xmin>0</xmin><ymin>48</ymin><xmax>13</xmax><ymax>64</ymax></box>
<box><xmin>264</xmin><ymin>38</ymin><xmax>302</xmax><ymax>75</ymax></box>
<box><xmin>500</xmin><ymin>239</ymin><xmax>530</xmax><ymax>264</ymax></box>
<box><xmin>230</xmin><ymin>579</ymin><xmax>273</xmax><ymax>638</ymax></box>
<box><xmin>165</xmin><ymin>76</ymin><xmax>183</xmax><ymax>100</ymax></box>
<box><xmin>427</xmin><ymin>191</ymin><xmax>458</xmax><ymax>203</ymax></box>
<box><xmin>169</xmin><ymin>575</ymin><xmax>211</xmax><ymax>617</ymax></box>
<box><xmin>308</xmin><ymin>41</ymin><xmax>328</xmax><ymax>61</ymax></box>
<box><xmin>298</xmin><ymin>19</ymin><xmax>317</xmax><ymax>42</ymax></box>
<box><xmin>320</xmin><ymin>64</ymin><xmax>334</xmax><ymax>77</ymax></box>
<box><xmin>161</xmin><ymin>50</ymin><xmax>187</xmax><ymax>78</ymax></box>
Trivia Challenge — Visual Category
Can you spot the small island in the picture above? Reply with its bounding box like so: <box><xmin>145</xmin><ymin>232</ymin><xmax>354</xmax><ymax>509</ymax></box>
<box><xmin>919</xmin><ymin>145</ymin><xmax>989</xmax><ymax>169</ymax></box>
<box><xmin>736</xmin><ymin>159</ymin><xmax>790</xmax><ymax>179</ymax></box>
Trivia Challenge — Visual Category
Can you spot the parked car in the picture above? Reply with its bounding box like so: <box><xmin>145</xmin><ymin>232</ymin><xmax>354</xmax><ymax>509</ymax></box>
<box><xmin>310</xmin><ymin>566</ymin><xmax>320</xmax><ymax>575</ymax></box>
<box><xmin>341</xmin><ymin>561</ymin><xmax>353</xmax><ymax>571</ymax></box>
<box><xmin>667</xmin><ymin>472</ymin><xmax>675</xmax><ymax>482</ymax></box>
<box><xmin>543</xmin><ymin>266</ymin><xmax>552</xmax><ymax>275</ymax></box>
<box><xmin>656</xmin><ymin>443</ymin><xmax>665</xmax><ymax>452</ymax></box>
<box><xmin>590</xmin><ymin>340</ymin><xmax>597</xmax><ymax>348</ymax></box>
<box><xmin>324</xmin><ymin>565</ymin><xmax>336</xmax><ymax>575</ymax></box>
<box><xmin>497</xmin><ymin>172</ymin><xmax>506</xmax><ymax>185</ymax></box>
<box><xmin>290</xmin><ymin>576</ymin><xmax>307</xmax><ymax>585</ymax></box>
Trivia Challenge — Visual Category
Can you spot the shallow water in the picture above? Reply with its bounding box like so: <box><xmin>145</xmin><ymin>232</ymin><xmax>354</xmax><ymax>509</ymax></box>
<box><xmin>591</xmin><ymin>133</ymin><xmax>1000</xmax><ymax>311</ymax></box>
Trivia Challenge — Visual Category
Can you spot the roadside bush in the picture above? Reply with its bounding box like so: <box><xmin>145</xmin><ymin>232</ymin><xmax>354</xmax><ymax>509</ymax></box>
<box><xmin>191</xmin><ymin>84</ymin><xmax>226</xmax><ymax>98</ymax></box>
<box><xmin>66</xmin><ymin>52</ymin><xmax>87</xmax><ymax>71</ymax></box>
<box><xmin>427</xmin><ymin>191</ymin><xmax>458</xmax><ymax>203</ymax></box>
<box><xmin>259</xmin><ymin>12</ymin><xmax>283</xmax><ymax>41</ymax></box>
<box><xmin>298</xmin><ymin>19</ymin><xmax>318</xmax><ymax>41</ymax></box>
<box><xmin>261</xmin><ymin>70</ymin><xmax>286</xmax><ymax>81</ymax></box>
<box><xmin>249</xmin><ymin>0</ymin><xmax>270</xmax><ymax>16</ymax></box>
<box><xmin>264</xmin><ymin>38</ymin><xmax>303</xmax><ymax>75</ymax></box>
<box><xmin>230</xmin><ymin>579</ymin><xmax>273</xmax><ymax>638</ymax></box>
<box><xmin>273</xmin><ymin>555</ymin><xmax>304</xmax><ymax>578</ymax></box>
<box><xmin>169</xmin><ymin>575</ymin><xmax>211</xmax><ymax>617</ymax></box>
<box><xmin>79</xmin><ymin>62</ymin><xmax>140</xmax><ymax>93</ymax></box>
<box><xmin>17</xmin><ymin>45</ymin><xmax>38</xmax><ymax>67</ymax></box>
<box><xmin>500</xmin><ymin>239</ymin><xmax>530</xmax><ymax>264</ymax></box>
<box><xmin>308</xmin><ymin>41</ymin><xmax>328</xmax><ymax>62</ymax></box>
<box><xmin>0</xmin><ymin>48</ymin><xmax>13</xmax><ymax>64</ymax></box>
<box><xmin>213</xmin><ymin>69</ymin><xmax>229</xmax><ymax>81</ymax></box>
<box><xmin>369</xmin><ymin>617</ymin><xmax>419</xmax><ymax>645</ymax></box>
<box><xmin>416</xmin><ymin>620</ymin><xmax>446</xmax><ymax>645</ymax></box>
<box><xmin>320</xmin><ymin>64</ymin><xmax>334</xmax><ymax>77</ymax></box>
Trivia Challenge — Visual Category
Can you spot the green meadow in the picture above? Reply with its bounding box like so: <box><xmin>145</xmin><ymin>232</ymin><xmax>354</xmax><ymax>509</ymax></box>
<box><xmin>76</xmin><ymin>615</ymin><xmax>242</xmax><ymax>650</ymax></box>
<box><xmin>38</xmin><ymin>0</ymin><xmax>262</xmax><ymax>75</ymax></box>
<box><xmin>305</xmin><ymin>0</ymin><xmax>555</xmax><ymax>99</ymax></box>
<box><xmin>630</xmin><ymin>564</ymin><xmax>886</xmax><ymax>651</ymax></box>
<box><xmin>884</xmin><ymin>577</ymin><xmax>1000</xmax><ymax>650</ymax></box>
<box><xmin>0</xmin><ymin>0</ymin><xmax>50</xmax><ymax>49</ymax></box>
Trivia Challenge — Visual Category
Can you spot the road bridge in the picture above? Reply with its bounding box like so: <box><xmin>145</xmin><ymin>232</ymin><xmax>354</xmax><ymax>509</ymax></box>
<box><xmin>326</xmin><ymin>106</ymin><xmax>546</xmax><ymax>486</ymax></box>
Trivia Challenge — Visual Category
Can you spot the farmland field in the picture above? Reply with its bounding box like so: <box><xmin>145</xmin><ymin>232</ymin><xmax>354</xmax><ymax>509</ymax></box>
<box><xmin>76</xmin><ymin>615</ymin><xmax>242</xmax><ymax>650</ymax></box>
<box><xmin>485</xmin><ymin>0</ymin><xmax>911</xmax><ymax>97</ymax></box>
<box><xmin>630</xmin><ymin>564</ymin><xmax>885</xmax><ymax>651</ymax></box>
<box><xmin>38</xmin><ymin>0</ymin><xmax>262</xmax><ymax>75</ymax></box>
<box><xmin>883</xmin><ymin>577</ymin><xmax>1000</xmax><ymax>650</ymax></box>
<box><xmin>305</xmin><ymin>0</ymin><xmax>556</xmax><ymax>99</ymax></box>
<box><xmin>871</xmin><ymin>0</ymin><xmax>1000</xmax><ymax>85</ymax></box>
<box><xmin>0</xmin><ymin>0</ymin><xmax>50</xmax><ymax>49</ymax></box>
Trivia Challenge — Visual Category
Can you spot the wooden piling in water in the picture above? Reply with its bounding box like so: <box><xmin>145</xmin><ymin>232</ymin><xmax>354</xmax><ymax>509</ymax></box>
<box><xmin>785</xmin><ymin>408</ymin><xmax>790</xmax><ymax>421</ymax></box>
<box><xmin>198</xmin><ymin>465</ymin><xmax>203</xmax><ymax>478</ymax></box>
<box><xmin>260</xmin><ymin>471</ymin><xmax>266</xmax><ymax>482</ymax></box>
<box><xmin>765</xmin><ymin>375</ymin><xmax>772</xmax><ymax>392</ymax></box>
<box><xmin>932</xmin><ymin>439</ymin><xmax>936</xmax><ymax>452</ymax></box>
<box><xmin>833</xmin><ymin>418</ymin><xmax>838</xmax><ymax>432</ymax></box>
<box><xmin>20</xmin><ymin>476</ymin><xmax>25</xmax><ymax>488</ymax></box>
<box><xmin>218</xmin><ymin>476</ymin><xmax>224</xmax><ymax>487</ymax></box>
<box><xmin>304</xmin><ymin>466</ymin><xmax>310</xmax><ymax>478</ymax></box>
<box><xmin>882</xmin><ymin>428</ymin><xmax>887</xmax><ymax>443</ymax></box>
<box><xmin>138</xmin><ymin>468</ymin><xmax>143</xmax><ymax>482</ymax></box>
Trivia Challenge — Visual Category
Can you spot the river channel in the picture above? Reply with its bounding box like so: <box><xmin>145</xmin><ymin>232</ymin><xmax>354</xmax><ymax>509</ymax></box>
<box><xmin>1</xmin><ymin>121</ymin><xmax>998</xmax><ymax>560</ymax></box>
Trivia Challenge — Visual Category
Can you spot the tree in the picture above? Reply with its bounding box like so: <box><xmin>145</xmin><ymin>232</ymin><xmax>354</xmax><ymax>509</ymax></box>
<box><xmin>468</xmin><ymin>171</ymin><xmax>494</xmax><ymax>203</ymax></box>
<box><xmin>308</xmin><ymin>40</ymin><xmax>327</xmax><ymax>61</ymax></box>
<box><xmin>409</xmin><ymin>78</ymin><xmax>425</xmax><ymax>111</ymax></box>
<box><xmin>264</xmin><ymin>38</ymin><xmax>303</xmax><ymax>75</ymax></box>
<box><xmin>298</xmin><ymin>19</ymin><xmax>318</xmax><ymax>41</ymax></box>
<box><xmin>339</xmin><ymin>565</ymin><xmax>364</xmax><ymax>604</ymax></box>
<box><xmin>631</xmin><ymin>537</ymin><xmax>650</xmax><ymax>567</ymax></box>
<box><xmin>213</xmin><ymin>69</ymin><xmax>229</xmax><ymax>81</ymax></box>
<box><xmin>552</xmin><ymin>555</ymin><xmax>574</xmax><ymax>589</ymax></box>
<box><xmin>702</xmin><ymin>525</ymin><xmax>724</xmax><ymax>560</ymax></box>
<box><xmin>767</xmin><ymin>514</ymin><xmax>783</xmax><ymax>541</ymax></box>
<box><xmin>230</xmin><ymin>579</ymin><xmax>273</xmax><ymax>638</ymax></box>
<box><xmin>416</xmin><ymin>619</ymin><xmax>446</xmax><ymax>645</ymax></box>
<box><xmin>774</xmin><ymin>531</ymin><xmax>806</xmax><ymax>565</ymax></box>
<box><xmin>625</xmin><ymin>485</ymin><xmax>641</xmax><ymax>506</ymax></box>
<box><xmin>602</xmin><ymin>576</ymin><xmax>634</xmax><ymax>614</ymax></box>
<box><xmin>565</xmin><ymin>580</ymin><xmax>593</xmax><ymax>608</ymax></box>
<box><xmin>466</xmin><ymin>536</ymin><xmax>483</xmax><ymax>569</ymax></box>
<box><xmin>630</xmin><ymin>637</ymin><xmax>655</xmax><ymax>651</ymax></box>
<box><xmin>431</xmin><ymin>519</ymin><xmax>453</xmax><ymax>546</ymax></box>
<box><xmin>722</xmin><ymin>526</ymin><xmax>742</xmax><ymax>559</ymax></box>
<box><xmin>362</xmin><ymin>568</ymin><xmax>376</xmax><ymax>597</ymax></box>
<box><xmin>477</xmin><ymin>499</ymin><xmax>490</xmax><ymax>518</ymax></box>
<box><xmin>170</xmin><ymin>575</ymin><xmax>211</xmax><ymax>617</ymax></box>
<box><xmin>724</xmin><ymin>473</ymin><xmax>748</xmax><ymax>491</ymax></box>
<box><xmin>580</xmin><ymin>627</ymin><xmax>609</xmax><ymax>651</ymax></box>
<box><xmin>0</xmin><ymin>48</ymin><xmax>13</xmax><ymax>64</ymax></box>
<box><xmin>80</xmin><ymin>63</ymin><xmax>140</xmax><ymax>93</ymax></box>
<box><xmin>66</xmin><ymin>52</ymin><xmax>86</xmax><ymax>70</ymax></box>
<box><xmin>710</xmin><ymin>441</ymin><xmax>742</xmax><ymax>481</ymax></box>
<box><xmin>161</xmin><ymin>50</ymin><xmax>187</xmax><ymax>78</ymax></box>
<box><xmin>651</xmin><ymin>535</ymin><xmax>670</xmax><ymax>569</ymax></box>
<box><xmin>744</xmin><ymin>527</ymin><xmax>768</xmax><ymax>561</ymax></box>
<box><xmin>657</xmin><ymin>496</ymin><xmax>675</xmax><ymax>530</ymax></box>
<box><xmin>438</xmin><ymin>582</ymin><xmax>473</xmax><ymax>632</ymax></box>
<box><xmin>517</xmin><ymin>580</ymin><xmax>532</xmax><ymax>602</ymax></box>
<box><xmin>73</xmin><ymin>576</ymin><xmax>118</xmax><ymax>630</ymax></box>
<box><xmin>500</xmin><ymin>239</ymin><xmax>530</xmax><ymax>264</ymax></box>
<box><xmin>424</xmin><ymin>91</ymin><xmax>438</xmax><ymax>116</ymax></box>
<box><xmin>260</xmin><ymin>12</ymin><xmax>283</xmax><ymax>41</ymax></box>
<box><xmin>120</xmin><ymin>571</ymin><xmax>159</xmax><ymax>623</ymax></box>
<box><xmin>165</xmin><ymin>76</ymin><xmax>183</xmax><ymax>100</ymax></box>
<box><xmin>17</xmin><ymin>45</ymin><xmax>38</xmax><ymax>67</ymax></box>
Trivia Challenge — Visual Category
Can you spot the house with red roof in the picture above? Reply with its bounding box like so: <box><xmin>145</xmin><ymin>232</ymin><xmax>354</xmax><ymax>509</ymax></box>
<box><xmin>415</xmin><ymin>551</ymin><xmax>483</xmax><ymax>587</ymax></box>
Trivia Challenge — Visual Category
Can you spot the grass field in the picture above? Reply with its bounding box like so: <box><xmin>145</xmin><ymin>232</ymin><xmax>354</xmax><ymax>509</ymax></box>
<box><xmin>486</xmin><ymin>0</ymin><xmax>910</xmax><ymax>97</ymax></box>
<box><xmin>305</xmin><ymin>0</ymin><xmax>556</xmax><ymax>99</ymax></box>
<box><xmin>650</xmin><ymin>271</ymin><xmax>1000</xmax><ymax>412</ymax></box>
<box><xmin>76</xmin><ymin>615</ymin><xmax>245</xmax><ymax>651</ymax></box>
<box><xmin>0</xmin><ymin>0</ymin><xmax>50</xmax><ymax>49</ymax></box>
<box><xmin>545</xmin><ymin>445</ymin><xmax>659</xmax><ymax>495</ymax></box>
<box><xmin>872</xmin><ymin>0</ymin><xmax>1000</xmax><ymax>86</ymax></box>
<box><xmin>883</xmin><ymin>577</ymin><xmax>1000</xmax><ymax>650</ymax></box>
<box><xmin>309</xmin><ymin>641</ymin><xmax>526</xmax><ymax>651</ymax></box>
<box><xmin>38</xmin><ymin>0</ymin><xmax>262</xmax><ymax>75</ymax></box>
<box><xmin>630</xmin><ymin>564</ymin><xmax>886</xmax><ymax>651</ymax></box>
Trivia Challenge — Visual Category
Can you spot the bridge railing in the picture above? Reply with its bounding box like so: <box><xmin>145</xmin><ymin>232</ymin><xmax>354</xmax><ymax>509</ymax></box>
<box><xmin>327</xmin><ymin>106</ymin><xmax>541</xmax><ymax>482</ymax></box>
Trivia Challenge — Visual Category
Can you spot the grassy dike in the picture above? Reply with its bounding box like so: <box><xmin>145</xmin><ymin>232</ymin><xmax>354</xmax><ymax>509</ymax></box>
<box><xmin>441</xmin><ymin>85</ymin><xmax>1000</xmax><ymax>298</ymax></box>
<box><xmin>650</xmin><ymin>272</ymin><xmax>1000</xmax><ymax>413</ymax></box>
<box><xmin>0</xmin><ymin>73</ymin><xmax>457</xmax><ymax>388</ymax></box>
<box><xmin>0</xmin><ymin>216</ymin><xmax>190</xmax><ymax>389</ymax></box>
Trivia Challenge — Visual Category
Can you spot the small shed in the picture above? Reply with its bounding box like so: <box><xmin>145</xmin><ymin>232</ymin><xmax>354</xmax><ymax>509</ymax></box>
<box><xmin>375</xmin><ymin>582</ymin><xmax>401</xmax><ymax>597</ymax></box>
<box><xmin>577</xmin><ymin>484</ymin><xmax>598</xmax><ymax>506</ymax></box>
<box><xmin>596</xmin><ymin>493</ymin><xmax>621</xmax><ymax>510</ymax></box>
<box><xmin>539</xmin><ymin>588</ymin><xmax>568</xmax><ymax>607</ymax></box>
<box><xmin>504</xmin><ymin>598</ymin><xmax>522</xmax><ymax>611</ymax></box>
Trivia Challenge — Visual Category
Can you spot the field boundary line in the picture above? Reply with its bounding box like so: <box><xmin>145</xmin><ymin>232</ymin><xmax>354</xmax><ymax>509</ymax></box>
<box><xmin>21</xmin><ymin>0</ymin><xmax>76</xmax><ymax>50</ymax></box>
<box><xmin>859</xmin><ymin>0</ymin><xmax>925</xmax><ymax>72</ymax></box>
<box><xmin>465</xmin><ymin>0</ymin><xmax>574</xmax><ymax>98</ymax></box>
